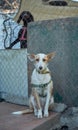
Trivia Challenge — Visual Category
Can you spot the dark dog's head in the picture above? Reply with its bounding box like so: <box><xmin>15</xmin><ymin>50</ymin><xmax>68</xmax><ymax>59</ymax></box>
<box><xmin>17</xmin><ymin>11</ymin><xmax>34</xmax><ymax>26</ymax></box>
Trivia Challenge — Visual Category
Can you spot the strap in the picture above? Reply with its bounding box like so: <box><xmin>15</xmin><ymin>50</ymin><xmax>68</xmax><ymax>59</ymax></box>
<box><xmin>32</xmin><ymin>80</ymin><xmax>52</xmax><ymax>88</ymax></box>
<box><xmin>19</xmin><ymin>27</ymin><xmax>27</xmax><ymax>40</ymax></box>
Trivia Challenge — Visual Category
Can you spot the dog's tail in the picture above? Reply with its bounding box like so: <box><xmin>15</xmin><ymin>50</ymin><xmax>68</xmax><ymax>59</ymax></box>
<box><xmin>12</xmin><ymin>108</ymin><xmax>33</xmax><ymax>115</ymax></box>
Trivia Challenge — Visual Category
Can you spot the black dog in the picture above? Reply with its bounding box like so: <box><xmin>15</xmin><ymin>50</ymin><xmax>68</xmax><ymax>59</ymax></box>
<box><xmin>6</xmin><ymin>11</ymin><xmax>34</xmax><ymax>49</ymax></box>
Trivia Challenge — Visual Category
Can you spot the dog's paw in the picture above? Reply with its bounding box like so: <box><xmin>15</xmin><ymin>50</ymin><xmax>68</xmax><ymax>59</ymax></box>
<box><xmin>38</xmin><ymin>113</ymin><xmax>43</xmax><ymax>118</ymax></box>
<box><xmin>37</xmin><ymin>109</ymin><xmax>42</xmax><ymax>118</ymax></box>
<box><xmin>44</xmin><ymin>110</ymin><xmax>49</xmax><ymax>117</ymax></box>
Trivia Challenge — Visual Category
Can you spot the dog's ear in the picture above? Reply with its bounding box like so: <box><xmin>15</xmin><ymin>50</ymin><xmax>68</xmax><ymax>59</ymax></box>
<box><xmin>27</xmin><ymin>53</ymin><xmax>35</xmax><ymax>61</ymax></box>
<box><xmin>47</xmin><ymin>52</ymin><xmax>56</xmax><ymax>61</ymax></box>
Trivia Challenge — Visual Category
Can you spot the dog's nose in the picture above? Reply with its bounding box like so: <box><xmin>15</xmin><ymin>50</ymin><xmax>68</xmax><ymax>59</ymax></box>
<box><xmin>39</xmin><ymin>66</ymin><xmax>43</xmax><ymax>70</ymax></box>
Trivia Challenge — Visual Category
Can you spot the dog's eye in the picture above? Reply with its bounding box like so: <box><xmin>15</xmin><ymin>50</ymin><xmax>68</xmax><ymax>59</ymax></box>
<box><xmin>36</xmin><ymin>58</ymin><xmax>39</xmax><ymax>62</ymax></box>
<box><xmin>43</xmin><ymin>59</ymin><xmax>46</xmax><ymax>62</ymax></box>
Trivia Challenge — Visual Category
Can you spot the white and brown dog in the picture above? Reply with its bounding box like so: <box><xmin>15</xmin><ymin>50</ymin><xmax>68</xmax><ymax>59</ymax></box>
<box><xmin>28</xmin><ymin>52</ymin><xmax>55</xmax><ymax>118</ymax></box>
<box><xmin>12</xmin><ymin>52</ymin><xmax>55</xmax><ymax>118</ymax></box>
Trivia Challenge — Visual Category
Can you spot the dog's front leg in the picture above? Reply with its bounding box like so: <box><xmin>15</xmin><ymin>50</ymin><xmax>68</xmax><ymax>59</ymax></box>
<box><xmin>44</xmin><ymin>92</ymin><xmax>51</xmax><ymax>117</ymax></box>
<box><xmin>32</xmin><ymin>89</ymin><xmax>42</xmax><ymax>118</ymax></box>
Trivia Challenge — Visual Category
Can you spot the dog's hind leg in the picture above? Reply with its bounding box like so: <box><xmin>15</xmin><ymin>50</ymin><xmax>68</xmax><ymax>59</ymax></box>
<box><xmin>6</xmin><ymin>38</ymin><xmax>19</xmax><ymax>49</ymax></box>
<box><xmin>49</xmin><ymin>96</ymin><xmax>54</xmax><ymax>110</ymax></box>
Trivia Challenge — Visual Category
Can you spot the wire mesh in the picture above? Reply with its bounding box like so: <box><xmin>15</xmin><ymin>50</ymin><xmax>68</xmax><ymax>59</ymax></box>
<box><xmin>0</xmin><ymin>49</ymin><xmax>28</xmax><ymax>105</ymax></box>
<box><xmin>28</xmin><ymin>17</ymin><xmax>78</xmax><ymax>106</ymax></box>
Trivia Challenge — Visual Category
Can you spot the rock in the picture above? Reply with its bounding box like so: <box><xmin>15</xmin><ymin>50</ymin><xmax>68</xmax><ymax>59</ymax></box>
<box><xmin>52</xmin><ymin>103</ymin><xmax>67</xmax><ymax>113</ymax></box>
<box><xmin>60</xmin><ymin>107</ymin><xmax>78</xmax><ymax>129</ymax></box>
<box><xmin>72</xmin><ymin>107</ymin><xmax>78</xmax><ymax>114</ymax></box>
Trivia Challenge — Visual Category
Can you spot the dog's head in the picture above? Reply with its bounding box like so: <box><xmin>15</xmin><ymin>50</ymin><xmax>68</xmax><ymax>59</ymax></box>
<box><xmin>28</xmin><ymin>52</ymin><xmax>55</xmax><ymax>72</ymax></box>
<box><xmin>17</xmin><ymin>11</ymin><xmax>34</xmax><ymax>26</ymax></box>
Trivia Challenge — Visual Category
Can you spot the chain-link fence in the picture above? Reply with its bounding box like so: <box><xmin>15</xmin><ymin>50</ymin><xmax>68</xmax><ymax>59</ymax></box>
<box><xmin>28</xmin><ymin>17</ymin><xmax>78</xmax><ymax>106</ymax></box>
<box><xmin>0</xmin><ymin>49</ymin><xmax>29</xmax><ymax>105</ymax></box>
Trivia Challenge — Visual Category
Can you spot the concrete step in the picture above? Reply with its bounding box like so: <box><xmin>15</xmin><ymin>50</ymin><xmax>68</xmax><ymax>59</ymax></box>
<box><xmin>0</xmin><ymin>102</ymin><xmax>60</xmax><ymax>130</ymax></box>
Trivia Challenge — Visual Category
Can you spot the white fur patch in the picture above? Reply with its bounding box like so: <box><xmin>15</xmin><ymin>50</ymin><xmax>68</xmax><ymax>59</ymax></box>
<box><xmin>12</xmin><ymin>111</ymin><xmax>22</xmax><ymax>115</ymax></box>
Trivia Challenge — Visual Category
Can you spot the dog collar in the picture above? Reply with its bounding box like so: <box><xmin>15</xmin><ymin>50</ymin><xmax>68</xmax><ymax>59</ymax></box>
<box><xmin>36</xmin><ymin>69</ymin><xmax>50</xmax><ymax>74</ymax></box>
<box><xmin>32</xmin><ymin>79</ymin><xmax>52</xmax><ymax>88</ymax></box>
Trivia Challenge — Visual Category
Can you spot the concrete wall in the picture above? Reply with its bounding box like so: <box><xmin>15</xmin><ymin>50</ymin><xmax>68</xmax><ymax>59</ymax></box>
<box><xmin>14</xmin><ymin>0</ymin><xmax>78</xmax><ymax>22</ymax></box>
<box><xmin>0</xmin><ymin>49</ymin><xmax>28</xmax><ymax>105</ymax></box>
<box><xmin>28</xmin><ymin>17</ymin><xmax>78</xmax><ymax>106</ymax></box>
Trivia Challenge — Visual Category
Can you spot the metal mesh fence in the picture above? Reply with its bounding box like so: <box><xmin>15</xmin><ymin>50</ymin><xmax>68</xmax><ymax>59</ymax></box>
<box><xmin>28</xmin><ymin>17</ymin><xmax>78</xmax><ymax>106</ymax></box>
<box><xmin>0</xmin><ymin>49</ymin><xmax>28</xmax><ymax>105</ymax></box>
